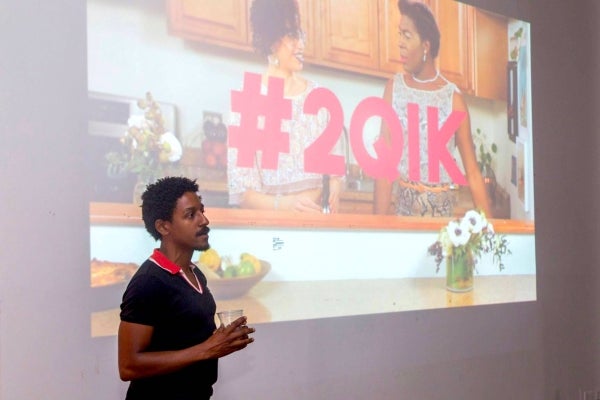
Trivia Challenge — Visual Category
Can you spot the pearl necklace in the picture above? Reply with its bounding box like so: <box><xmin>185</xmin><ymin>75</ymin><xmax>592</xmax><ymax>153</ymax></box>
<box><xmin>412</xmin><ymin>70</ymin><xmax>440</xmax><ymax>83</ymax></box>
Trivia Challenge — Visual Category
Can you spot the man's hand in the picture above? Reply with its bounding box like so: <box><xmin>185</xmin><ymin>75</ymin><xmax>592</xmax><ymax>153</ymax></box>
<box><xmin>205</xmin><ymin>316</ymin><xmax>255</xmax><ymax>358</ymax></box>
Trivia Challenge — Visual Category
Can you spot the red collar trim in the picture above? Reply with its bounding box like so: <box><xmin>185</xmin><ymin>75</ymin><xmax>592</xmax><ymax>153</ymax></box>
<box><xmin>150</xmin><ymin>249</ymin><xmax>181</xmax><ymax>275</ymax></box>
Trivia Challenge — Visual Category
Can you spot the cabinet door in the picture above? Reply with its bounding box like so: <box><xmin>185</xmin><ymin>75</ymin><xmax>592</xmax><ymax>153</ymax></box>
<box><xmin>472</xmin><ymin>9</ymin><xmax>508</xmax><ymax>100</ymax></box>
<box><xmin>379</xmin><ymin>0</ymin><xmax>433</xmax><ymax>75</ymax></box>
<box><xmin>432</xmin><ymin>0</ymin><xmax>473</xmax><ymax>94</ymax></box>
<box><xmin>167</xmin><ymin>0</ymin><xmax>250</xmax><ymax>50</ymax></box>
<box><xmin>298</xmin><ymin>1</ymin><xmax>317</xmax><ymax>61</ymax></box>
<box><xmin>319</xmin><ymin>0</ymin><xmax>379</xmax><ymax>72</ymax></box>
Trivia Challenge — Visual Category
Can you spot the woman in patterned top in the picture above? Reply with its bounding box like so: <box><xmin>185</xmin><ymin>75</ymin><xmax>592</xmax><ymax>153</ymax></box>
<box><xmin>227</xmin><ymin>0</ymin><xmax>343</xmax><ymax>213</ymax></box>
<box><xmin>374</xmin><ymin>0</ymin><xmax>491</xmax><ymax>217</ymax></box>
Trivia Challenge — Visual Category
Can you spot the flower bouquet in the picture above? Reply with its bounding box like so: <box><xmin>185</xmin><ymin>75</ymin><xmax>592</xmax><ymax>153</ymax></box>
<box><xmin>428</xmin><ymin>210</ymin><xmax>511</xmax><ymax>292</ymax></box>
<box><xmin>106</xmin><ymin>92</ymin><xmax>182</xmax><ymax>202</ymax></box>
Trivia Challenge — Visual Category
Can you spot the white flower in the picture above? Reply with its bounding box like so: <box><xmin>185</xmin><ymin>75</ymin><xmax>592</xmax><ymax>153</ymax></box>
<box><xmin>127</xmin><ymin>115</ymin><xmax>148</xmax><ymax>129</ymax></box>
<box><xmin>447</xmin><ymin>220</ymin><xmax>471</xmax><ymax>247</ymax></box>
<box><xmin>438</xmin><ymin>230</ymin><xmax>451</xmax><ymax>256</ymax></box>
<box><xmin>128</xmin><ymin>137</ymin><xmax>138</xmax><ymax>149</ymax></box>
<box><xmin>464</xmin><ymin>210</ymin><xmax>486</xmax><ymax>234</ymax></box>
<box><xmin>159</xmin><ymin>131</ymin><xmax>182</xmax><ymax>162</ymax></box>
<box><xmin>486</xmin><ymin>222</ymin><xmax>495</xmax><ymax>235</ymax></box>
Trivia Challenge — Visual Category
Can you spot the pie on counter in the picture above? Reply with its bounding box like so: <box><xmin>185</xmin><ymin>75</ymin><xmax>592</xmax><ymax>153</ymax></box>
<box><xmin>91</xmin><ymin>258</ymin><xmax>138</xmax><ymax>287</ymax></box>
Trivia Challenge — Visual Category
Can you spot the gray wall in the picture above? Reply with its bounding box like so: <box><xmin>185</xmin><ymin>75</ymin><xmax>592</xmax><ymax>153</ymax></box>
<box><xmin>0</xmin><ymin>1</ymin><xmax>598</xmax><ymax>399</ymax></box>
<box><xmin>532</xmin><ymin>0</ymin><xmax>600</xmax><ymax>397</ymax></box>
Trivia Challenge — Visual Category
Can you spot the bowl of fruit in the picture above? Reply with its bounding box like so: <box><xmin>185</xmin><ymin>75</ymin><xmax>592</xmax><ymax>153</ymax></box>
<box><xmin>197</xmin><ymin>249</ymin><xmax>271</xmax><ymax>300</ymax></box>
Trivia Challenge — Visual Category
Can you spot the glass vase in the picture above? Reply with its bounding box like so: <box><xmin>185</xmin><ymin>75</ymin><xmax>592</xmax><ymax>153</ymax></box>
<box><xmin>132</xmin><ymin>176</ymin><xmax>155</xmax><ymax>205</ymax></box>
<box><xmin>446</xmin><ymin>248</ymin><xmax>474</xmax><ymax>292</ymax></box>
<box><xmin>482</xmin><ymin>165</ymin><xmax>497</xmax><ymax>206</ymax></box>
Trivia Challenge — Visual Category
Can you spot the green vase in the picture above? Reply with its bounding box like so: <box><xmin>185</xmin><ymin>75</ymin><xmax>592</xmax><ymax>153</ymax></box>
<box><xmin>446</xmin><ymin>249</ymin><xmax>474</xmax><ymax>292</ymax></box>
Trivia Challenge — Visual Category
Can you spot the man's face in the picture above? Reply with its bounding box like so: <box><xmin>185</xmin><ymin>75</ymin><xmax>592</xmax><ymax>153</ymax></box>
<box><xmin>167</xmin><ymin>191</ymin><xmax>210</xmax><ymax>252</ymax></box>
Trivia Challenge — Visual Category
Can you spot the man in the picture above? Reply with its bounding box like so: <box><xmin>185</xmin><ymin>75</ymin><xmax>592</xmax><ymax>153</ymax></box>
<box><xmin>118</xmin><ymin>176</ymin><xmax>254</xmax><ymax>399</ymax></box>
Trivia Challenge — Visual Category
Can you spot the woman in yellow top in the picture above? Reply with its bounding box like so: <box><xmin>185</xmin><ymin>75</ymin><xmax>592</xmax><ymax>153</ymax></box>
<box><xmin>374</xmin><ymin>0</ymin><xmax>490</xmax><ymax>217</ymax></box>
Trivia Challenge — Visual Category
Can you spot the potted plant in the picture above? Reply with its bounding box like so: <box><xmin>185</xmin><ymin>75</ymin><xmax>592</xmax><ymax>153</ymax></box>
<box><xmin>106</xmin><ymin>92</ymin><xmax>182</xmax><ymax>204</ymax></box>
<box><xmin>474</xmin><ymin>128</ymin><xmax>498</xmax><ymax>205</ymax></box>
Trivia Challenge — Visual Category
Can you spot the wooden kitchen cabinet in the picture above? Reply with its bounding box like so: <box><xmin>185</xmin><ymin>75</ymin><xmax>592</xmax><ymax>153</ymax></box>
<box><xmin>166</xmin><ymin>0</ymin><xmax>508</xmax><ymax>100</ymax></box>
<box><xmin>166</xmin><ymin>0</ymin><xmax>251</xmax><ymax>51</ymax></box>
<box><xmin>317</xmin><ymin>0</ymin><xmax>380</xmax><ymax>73</ymax></box>
<box><xmin>167</xmin><ymin>0</ymin><xmax>319</xmax><ymax>58</ymax></box>
<box><xmin>433</xmin><ymin>0</ymin><xmax>508</xmax><ymax>100</ymax></box>
<box><xmin>471</xmin><ymin>9</ymin><xmax>508</xmax><ymax>100</ymax></box>
<box><xmin>167</xmin><ymin>0</ymin><xmax>381</xmax><ymax>75</ymax></box>
<box><xmin>432</xmin><ymin>0</ymin><xmax>474</xmax><ymax>94</ymax></box>
<box><xmin>298</xmin><ymin>1</ymin><xmax>317</xmax><ymax>60</ymax></box>
<box><xmin>378</xmin><ymin>0</ymin><xmax>402</xmax><ymax>74</ymax></box>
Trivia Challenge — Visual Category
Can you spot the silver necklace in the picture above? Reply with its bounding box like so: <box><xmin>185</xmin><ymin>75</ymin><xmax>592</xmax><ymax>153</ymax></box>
<box><xmin>412</xmin><ymin>70</ymin><xmax>439</xmax><ymax>83</ymax></box>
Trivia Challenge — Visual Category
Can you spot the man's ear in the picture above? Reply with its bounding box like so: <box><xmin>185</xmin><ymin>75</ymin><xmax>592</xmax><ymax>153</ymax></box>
<box><xmin>155</xmin><ymin>219</ymin><xmax>170</xmax><ymax>237</ymax></box>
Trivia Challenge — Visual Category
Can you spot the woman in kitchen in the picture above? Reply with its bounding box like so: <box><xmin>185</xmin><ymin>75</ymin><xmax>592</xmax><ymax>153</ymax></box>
<box><xmin>373</xmin><ymin>0</ymin><xmax>491</xmax><ymax>217</ymax></box>
<box><xmin>227</xmin><ymin>0</ymin><xmax>343</xmax><ymax>213</ymax></box>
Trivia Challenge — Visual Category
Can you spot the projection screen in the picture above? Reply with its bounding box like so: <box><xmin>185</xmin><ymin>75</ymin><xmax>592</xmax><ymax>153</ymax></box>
<box><xmin>87</xmin><ymin>0</ymin><xmax>535</xmax><ymax>338</ymax></box>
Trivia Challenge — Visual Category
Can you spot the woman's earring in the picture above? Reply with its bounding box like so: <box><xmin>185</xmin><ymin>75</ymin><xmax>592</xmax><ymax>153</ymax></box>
<box><xmin>268</xmin><ymin>54</ymin><xmax>280</xmax><ymax>67</ymax></box>
<box><xmin>423</xmin><ymin>51</ymin><xmax>427</xmax><ymax>62</ymax></box>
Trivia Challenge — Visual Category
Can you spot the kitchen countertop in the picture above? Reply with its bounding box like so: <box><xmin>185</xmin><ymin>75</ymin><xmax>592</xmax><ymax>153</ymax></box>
<box><xmin>184</xmin><ymin>170</ymin><xmax>511</xmax><ymax>218</ymax></box>
<box><xmin>91</xmin><ymin>275</ymin><xmax>536</xmax><ymax>337</ymax></box>
<box><xmin>90</xmin><ymin>201</ymin><xmax>532</xmax><ymax>233</ymax></box>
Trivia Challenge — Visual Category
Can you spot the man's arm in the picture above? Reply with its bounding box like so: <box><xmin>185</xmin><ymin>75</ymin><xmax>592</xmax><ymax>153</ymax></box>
<box><xmin>118</xmin><ymin>317</ymin><xmax>254</xmax><ymax>381</ymax></box>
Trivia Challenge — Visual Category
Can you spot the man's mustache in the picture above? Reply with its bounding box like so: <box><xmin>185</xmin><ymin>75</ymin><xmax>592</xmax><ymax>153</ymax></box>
<box><xmin>196</xmin><ymin>227</ymin><xmax>210</xmax><ymax>236</ymax></box>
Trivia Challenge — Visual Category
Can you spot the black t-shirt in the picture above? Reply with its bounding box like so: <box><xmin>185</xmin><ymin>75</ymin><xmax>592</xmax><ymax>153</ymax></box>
<box><xmin>120</xmin><ymin>257</ymin><xmax>218</xmax><ymax>399</ymax></box>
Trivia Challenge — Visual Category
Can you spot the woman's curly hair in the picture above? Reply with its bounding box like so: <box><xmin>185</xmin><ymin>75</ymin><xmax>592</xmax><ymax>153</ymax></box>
<box><xmin>250</xmin><ymin>0</ymin><xmax>301</xmax><ymax>56</ymax></box>
<box><xmin>141</xmin><ymin>176</ymin><xmax>199</xmax><ymax>241</ymax></box>
<box><xmin>398</xmin><ymin>0</ymin><xmax>440</xmax><ymax>59</ymax></box>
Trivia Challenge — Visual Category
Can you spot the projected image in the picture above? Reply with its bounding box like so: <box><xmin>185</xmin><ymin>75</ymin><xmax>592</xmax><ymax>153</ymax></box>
<box><xmin>88</xmin><ymin>0</ymin><xmax>535</xmax><ymax>337</ymax></box>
